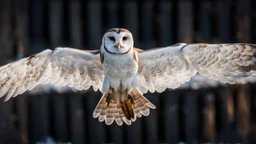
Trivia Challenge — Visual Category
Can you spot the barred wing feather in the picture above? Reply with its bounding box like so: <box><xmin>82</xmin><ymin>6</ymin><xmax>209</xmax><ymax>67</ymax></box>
<box><xmin>0</xmin><ymin>47</ymin><xmax>103</xmax><ymax>101</ymax></box>
<box><xmin>137</xmin><ymin>43</ymin><xmax>256</xmax><ymax>93</ymax></box>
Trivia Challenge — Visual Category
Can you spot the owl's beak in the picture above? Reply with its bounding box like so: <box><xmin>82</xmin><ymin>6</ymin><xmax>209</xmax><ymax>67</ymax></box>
<box><xmin>116</xmin><ymin>43</ymin><xmax>121</xmax><ymax>50</ymax></box>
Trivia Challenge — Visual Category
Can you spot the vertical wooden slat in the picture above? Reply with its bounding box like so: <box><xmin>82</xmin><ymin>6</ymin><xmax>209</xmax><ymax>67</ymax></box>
<box><xmin>48</xmin><ymin>0</ymin><xmax>69</xmax><ymax>142</ymax></box>
<box><xmin>217</xmin><ymin>0</ymin><xmax>233</xmax><ymax>43</ymax></box>
<box><xmin>106</xmin><ymin>124</ymin><xmax>123</xmax><ymax>144</ymax></box>
<box><xmin>69</xmin><ymin>93</ymin><xmax>86</xmax><ymax>144</ymax></box>
<box><xmin>177</xmin><ymin>0</ymin><xmax>194</xmax><ymax>43</ymax></box>
<box><xmin>250</xmin><ymin>0</ymin><xmax>256</xmax><ymax>42</ymax></box>
<box><xmin>29</xmin><ymin>0</ymin><xmax>47</xmax><ymax>54</ymax></box>
<box><xmin>0</xmin><ymin>0</ymin><xmax>20</xmax><ymax>143</ymax></box>
<box><xmin>184</xmin><ymin>90</ymin><xmax>199</xmax><ymax>143</ymax></box>
<box><xmin>163</xmin><ymin>90</ymin><xmax>180</xmax><ymax>144</ymax></box>
<box><xmin>48</xmin><ymin>0</ymin><xmax>64</xmax><ymax>47</ymax></box>
<box><xmin>157</xmin><ymin>1</ymin><xmax>173</xmax><ymax>46</ymax></box>
<box><xmin>143</xmin><ymin>92</ymin><xmax>159</xmax><ymax>144</ymax></box>
<box><xmin>198</xmin><ymin>1</ymin><xmax>211</xmax><ymax>42</ymax></box>
<box><xmin>236</xmin><ymin>0</ymin><xmax>250</xmax><ymax>42</ymax></box>
<box><xmin>52</xmin><ymin>93</ymin><xmax>69</xmax><ymax>142</ymax></box>
<box><xmin>16</xmin><ymin>95</ymin><xmax>28</xmax><ymax>144</ymax></box>
<box><xmin>106</xmin><ymin>0</ymin><xmax>120</xmax><ymax>29</ymax></box>
<box><xmin>217</xmin><ymin>87</ymin><xmax>229</xmax><ymax>129</ymax></box>
<box><xmin>216</xmin><ymin>86</ymin><xmax>239</xmax><ymax>142</ymax></box>
<box><xmin>250</xmin><ymin>84</ymin><xmax>256</xmax><ymax>144</ymax></box>
<box><xmin>30</xmin><ymin>0</ymin><xmax>45</xmax><ymax>39</ymax></box>
<box><xmin>0</xmin><ymin>0</ymin><xmax>14</xmax><ymax>63</ymax></box>
<box><xmin>0</xmin><ymin>99</ymin><xmax>20</xmax><ymax>144</ymax></box>
<box><xmin>226</xmin><ymin>89</ymin><xmax>235</xmax><ymax>123</ymax></box>
<box><xmin>69</xmin><ymin>1</ymin><xmax>83</xmax><ymax>48</ymax></box>
<box><xmin>236</xmin><ymin>84</ymin><xmax>250</xmax><ymax>143</ymax></box>
<box><xmin>85</xmin><ymin>91</ymin><xmax>106</xmax><ymax>143</ymax></box>
<box><xmin>14</xmin><ymin>0</ymin><xmax>29</xmax><ymax>143</ymax></box>
<box><xmin>125</xmin><ymin>119</ymin><xmax>143</xmax><ymax>144</ymax></box>
<box><xmin>87</xmin><ymin>1</ymin><xmax>102</xmax><ymax>49</ymax></box>
<box><xmin>203</xmin><ymin>93</ymin><xmax>215</xmax><ymax>142</ymax></box>
<box><xmin>14</xmin><ymin>0</ymin><xmax>29</xmax><ymax>58</ymax></box>
<box><xmin>123</xmin><ymin>1</ymin><xmax>139</xmax><ymax>46</ymax></box>
<box><xmin>28</xmin><ymin>94</ymin><xmax>50</xmax><ymax>143</ymax></box>
<box><xmin>141</xmin><ymin>0</ymin><xmax>155</xmax><ymax>48</ymax></box>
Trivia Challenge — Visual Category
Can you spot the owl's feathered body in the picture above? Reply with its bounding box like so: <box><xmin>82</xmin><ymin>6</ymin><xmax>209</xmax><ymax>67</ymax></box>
<box><xmin>95</xmin><ymin>28</ymin><xmax>155</xmax><ymax>124</ymax></box>
<box><xmin>1</xmin><ymin>28</ymin><xmax>256</xmax><ymax>126</ymax></box>
<box><xmin>101</xmin><ymin>49</ymin><xmax>139</xmax><ymax>95</ymax></box>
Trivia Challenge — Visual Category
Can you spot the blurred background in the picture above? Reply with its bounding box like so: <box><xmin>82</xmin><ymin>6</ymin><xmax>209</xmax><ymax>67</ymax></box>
<box><xmin>0</xmin><ymin>0</ymin><xmax>256</xmax><ymax>144</ymax></box>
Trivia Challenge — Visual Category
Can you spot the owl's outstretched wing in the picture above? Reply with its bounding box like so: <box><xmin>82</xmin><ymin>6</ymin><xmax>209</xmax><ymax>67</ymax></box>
<box><xmin>136</xmin><ymin>43</ymin><xmax>197</xmax><ymax>93</ymax></box>
<box><xmin>137</xmin><ymin>43</ymin><xmax>256</xmax><ymax>93</ymax></box>
<box><xmin>0</xmin><ymin>47</ymin><xmax>103</xmax><ymax>101</ymax></box>
<box><xmin>180</xmin><ymin>74</ymin><xmax>256</xmax><ymax>90</ymax></box>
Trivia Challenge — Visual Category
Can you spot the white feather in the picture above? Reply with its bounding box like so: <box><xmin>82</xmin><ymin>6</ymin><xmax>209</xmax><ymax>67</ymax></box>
<box><xmin>0</xmin><ymin>48</ymin><xmax>104</xmax><ymax>100</ymax></box>
<box><xmin>137</xmin><ymin>43</ymin><xmax>256</xmax><ymax>92</ymax></box>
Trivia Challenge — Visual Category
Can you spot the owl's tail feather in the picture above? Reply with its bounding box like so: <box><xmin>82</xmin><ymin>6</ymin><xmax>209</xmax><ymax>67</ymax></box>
<box><xmin>120</xmin><ymin>98</ymin><xmax>135</xmax><ymax>120</ymax></box>
<box><xmin>93</xmin><ymin>91</ymin><xmax>131</xmax><ymax>126</ymax></box>
<box><xmin>93</xmin><ymin>88</ymin><xmax>156</xmax><ymax>126</ymax></box>
<box><xmin>129</xmin><ymin>88</ymin><xmax>156</xmax><ymax>122</ymax></box>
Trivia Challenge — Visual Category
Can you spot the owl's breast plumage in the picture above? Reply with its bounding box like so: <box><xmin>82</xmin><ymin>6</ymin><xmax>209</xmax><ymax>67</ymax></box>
<box><xmin>103</xmin><ymin>53</ymin><xmax>137</xmax><ymax>78</ymax></box>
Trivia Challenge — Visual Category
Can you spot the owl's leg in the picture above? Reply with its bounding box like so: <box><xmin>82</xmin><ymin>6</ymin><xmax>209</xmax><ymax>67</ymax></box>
<box><xmin>127</xmin><ymin>89</ymin><xmax>134</xmax><ymax>104</ymax></box>
<box><xmin>128</xmin><ymin>95</ymin><xmax>134</xmax><ymax>104</ymax></box>
<box><xmin>106</xmin><ymin>94</ymin><xmax>111</xmax><ymax>107</ymax></box>
<box><xmin>106</xmin><ymin>88</ymin><xmax>113</xmax><ymax>107</ymax></box>
<box><xmin>102</xmin><ymin>76</ymin><xmax>110</xmax><ymax>94</ymax></box>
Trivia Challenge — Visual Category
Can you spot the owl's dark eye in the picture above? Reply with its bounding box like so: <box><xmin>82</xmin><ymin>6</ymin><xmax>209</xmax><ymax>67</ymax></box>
<box><xmin>123</xmin><ymin>36</ymin><xmax>128</xmax><ymax>41</ymax></box>
<box><xmin>108</xmin><ymin>36</ymin><xmax>115</xmax><ymax>42</ymax></box>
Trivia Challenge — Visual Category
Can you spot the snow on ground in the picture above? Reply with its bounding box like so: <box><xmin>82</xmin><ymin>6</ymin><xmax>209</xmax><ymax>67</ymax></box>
<box><xmin>36</xmin><ymin>137</ymin><xmax>71</xmax><ymax>144</ymax></box>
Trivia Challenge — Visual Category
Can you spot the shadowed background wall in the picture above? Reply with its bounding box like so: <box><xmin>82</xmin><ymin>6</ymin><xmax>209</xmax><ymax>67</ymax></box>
<box><xmin>0</xmin><ymin>0</ymin><xmax>255</xmax><ymax>144</ymax></box>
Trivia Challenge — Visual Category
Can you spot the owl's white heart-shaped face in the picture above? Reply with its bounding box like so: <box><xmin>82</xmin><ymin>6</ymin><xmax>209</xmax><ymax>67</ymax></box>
<box><xmin>102</xmin><ymin>28</ymin><xmax>134</xmax><ymax>54</ymax></box>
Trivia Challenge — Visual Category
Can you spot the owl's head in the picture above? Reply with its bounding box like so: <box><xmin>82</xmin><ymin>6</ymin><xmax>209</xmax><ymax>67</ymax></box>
<box><xmin>102</xmin><ymin>28</ymin><xmax>134</xmax><ymax>54</ymax></box>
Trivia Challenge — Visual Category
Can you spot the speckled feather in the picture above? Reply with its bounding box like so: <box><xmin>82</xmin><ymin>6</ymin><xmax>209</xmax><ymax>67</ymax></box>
<box><xmin>0</xmin><ymin>47</ymin><xmax>103</xmax><ymax>101</ymax></box>
<box><xmin>137</xmin><ymin>43</ymin><xmax>197</xmax><ymax>93</ymax></box>
<box><xmin>182</xmin><ymin>43</ymin><xmax>256</xmax><ymax>83</ymax></box>
<box><xmin>137</xmin><ymin>43</ymin><xmax>256</xmax><ymax>93</ymax></box>
<box><xmin>93</xmin><ymin>88</ymin><xmax>155</xmax><ymax>126</ymax></box>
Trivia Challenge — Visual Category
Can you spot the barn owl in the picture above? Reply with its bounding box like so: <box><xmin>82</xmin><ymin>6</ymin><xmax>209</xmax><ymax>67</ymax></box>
<box><xmin>0</xmin><ymin>28</ymin><xmax>256</xmax><ymax>126</ymax></box>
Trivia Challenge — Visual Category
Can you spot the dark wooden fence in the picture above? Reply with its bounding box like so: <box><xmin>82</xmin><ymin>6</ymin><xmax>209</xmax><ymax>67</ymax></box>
<box><xmin>0</xmin><ymin>0</ymin><xmax>256</xmax><ymax>144</ymax></box>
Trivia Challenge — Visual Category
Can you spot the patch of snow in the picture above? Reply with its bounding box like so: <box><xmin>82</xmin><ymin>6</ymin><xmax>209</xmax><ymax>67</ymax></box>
<box><xmin>36</xmin><ymin>137</ymin><xmax>72</xmax><ymax>144</ymax></box>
